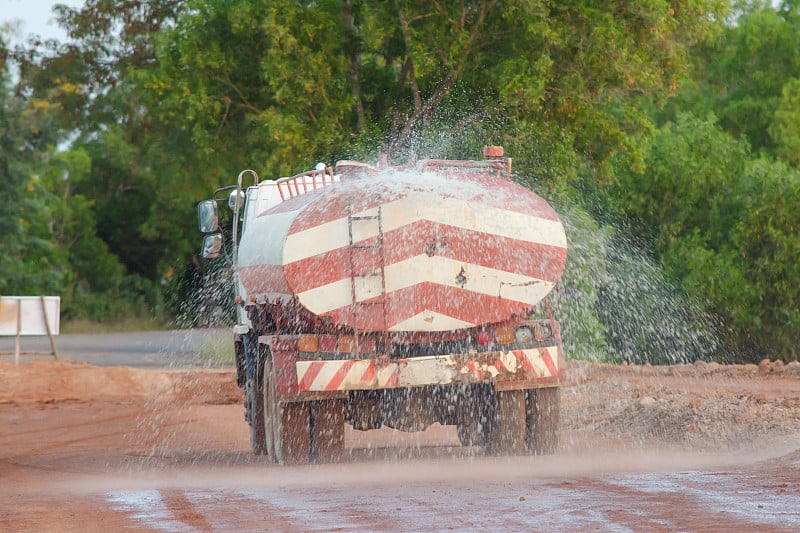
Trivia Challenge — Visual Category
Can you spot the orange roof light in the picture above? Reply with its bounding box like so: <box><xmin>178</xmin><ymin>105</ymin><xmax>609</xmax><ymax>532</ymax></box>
<box><xmin>483</xmin><ymin>145</ymin><xmax>504</xmax><ymax>158</ymax></box>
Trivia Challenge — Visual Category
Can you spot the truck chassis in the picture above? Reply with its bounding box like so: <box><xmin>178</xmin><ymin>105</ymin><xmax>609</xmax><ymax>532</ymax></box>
<box><xmin>236</xmin><ymin>300</ymin><xmax>563</xmax><ymax>464</ymax></box>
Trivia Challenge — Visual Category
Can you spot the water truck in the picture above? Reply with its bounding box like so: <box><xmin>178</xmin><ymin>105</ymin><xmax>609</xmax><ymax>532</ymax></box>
<box><xmin>197</xmin><ymin>146</ymin><xmax>567</xmax><ymax>464</ymax></box>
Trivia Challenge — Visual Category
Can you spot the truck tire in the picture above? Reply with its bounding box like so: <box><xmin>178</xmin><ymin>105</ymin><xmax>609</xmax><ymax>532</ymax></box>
<box><xmin>310</xmin><ymin>400</ymin><xmax>346</xmax><ymax>463</ymax></box>
<box><xmin>243</xmin><ymin>335</ymin><xmax>267</xmax><ymax>455</ymax></box>
<box><xmin>456</xmin><ymin>385</ymin><xmax>493</xmax><ymax>447</ymax></box>
<box><xmin>526</xmin><ymin>387</ymin><xmax>560</xmax><ymax>455</ymax></box>
<box><xmin>263</xmin><ymin>351</ymin><xmax>312</xmax><ymax>464</ymax></box>
<box><xmin>457</xmin><ymin>420</ymin><xmax>492</xmax><ymax>448</ymax></box>
<box><xmin>262</xmin><ymin>352</ymin><xmax>276</xmax><ymax>460</ymax></box>
<box><xmin>487</xmin><ymin>389</ymin><xmax>527</xmax><ymax>455</ymax></box>
<box><xmin>245</xmin><ymin>377</ymin><xmax>267</xmax><ymax>455</ymax></box>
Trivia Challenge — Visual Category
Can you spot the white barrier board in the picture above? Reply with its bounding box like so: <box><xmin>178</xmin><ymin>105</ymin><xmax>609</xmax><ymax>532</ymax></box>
<box><xmin>0</xmin><ymin>296</ymin><xmax>61</xmax><ymax>336</ymax></box>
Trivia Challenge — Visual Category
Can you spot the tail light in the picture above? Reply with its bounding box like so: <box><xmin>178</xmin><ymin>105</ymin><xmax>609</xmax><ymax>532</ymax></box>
<box><xmin>337</xmin><ymin>336</ymin><xmax>357</xmax><ymax>354</ymax></box>
<box><xmin>477</xmin><ymin>331</ymin><xmax>490</xmax><ymax>346</ymax></box>
<box><xmin>495</xmin><ymin>326</ymin><xmax>516</xmax><ymax>345</ymax></box>
<box><xmin>299</xmin><ymin>334</ymin><xmax>319</xmax><ymax>353</ymax></box>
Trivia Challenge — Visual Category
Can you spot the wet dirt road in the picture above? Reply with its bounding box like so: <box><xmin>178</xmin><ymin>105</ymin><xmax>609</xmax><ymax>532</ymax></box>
<box><xmin>23</xmin><ymin>451</ymin><xmax>800</xmax><ymax>533</ymax></box>
<box><xmin>2</xmin><ymin>360</ymin><xmax>800</xmax><ymax>531</ymax></box>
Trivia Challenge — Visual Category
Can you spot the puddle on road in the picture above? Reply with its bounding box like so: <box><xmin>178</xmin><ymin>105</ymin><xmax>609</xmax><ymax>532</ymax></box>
<box><xmin>102</xmin><ymin>447</ymin><xmax>800</xmax><ymax>533</ymax></box>
<box><xmin>606</xmin><ymin>470</ymin><xmax>800</xmax><ymax>529</ymax></box>
<box><xmin>108</xmin><ymin>490</ymin><xmax>196</xmax><ymax>533</ymax></box>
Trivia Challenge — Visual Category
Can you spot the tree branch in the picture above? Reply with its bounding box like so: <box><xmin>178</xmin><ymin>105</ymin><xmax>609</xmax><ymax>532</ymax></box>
<box><xmin>342</xmin><ymin>0</ymin><xmax>365</xmax><ymax>130</ymax></box>
<box><xmin>218</xmin><ymin>74</ymin><xmax>262</xmax><ymax>115</ymax></box>
<box><xmin>389</xmin><ymin>0</ymin><xmax>498</xmax><ymax>154</ymax></box>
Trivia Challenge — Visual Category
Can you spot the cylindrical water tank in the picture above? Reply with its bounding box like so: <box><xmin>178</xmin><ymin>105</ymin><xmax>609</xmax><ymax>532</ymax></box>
<box><xmin>237</xmin><ymin>167</ymin><xmax>567</xmax><ymax>332</ymax></box>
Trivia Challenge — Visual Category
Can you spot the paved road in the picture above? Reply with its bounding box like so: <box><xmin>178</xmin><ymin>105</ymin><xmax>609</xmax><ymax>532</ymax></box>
<box><xmin>0</xmin><ymin>328</ymin><xmax>231</xmax><ymax>367</ymax></box>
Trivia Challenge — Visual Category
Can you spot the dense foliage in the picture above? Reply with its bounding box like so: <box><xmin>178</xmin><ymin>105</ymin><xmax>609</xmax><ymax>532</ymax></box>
<box><xmin>2</xmin><ymin>0</ymin><xmax>799</xmax><ymax>361</ymax></box>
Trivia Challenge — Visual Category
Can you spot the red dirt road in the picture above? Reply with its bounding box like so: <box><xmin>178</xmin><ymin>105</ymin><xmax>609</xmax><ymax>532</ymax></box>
<box><xmin>2</xmin><ymin>359</ymin><xmax>800</xmax><ymax>532</ymax></box>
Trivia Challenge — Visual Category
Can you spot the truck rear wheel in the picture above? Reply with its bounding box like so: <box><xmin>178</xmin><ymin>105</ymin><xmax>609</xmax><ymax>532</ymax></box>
<box><xmin>310</xmin><ymin>400</ymin><xmax>345</xmax><ymax>463</ymax></box>
<box><xmin>262</xmin><ymin>353</ymin><xmax>276</xmax><ymax>459</ymax></box>
<box><xmin>273</xmin><ymin>401</ymin><xmax>312</xmax><ymax>465</ymax></box>
<box><xmin>245</xmin><ymin>376</ymin><xmax>267</xmax><ymax>455</ymax></box>
<box><xmin>525</xmin><ymin>387</ymin><xmax>560</xmax><ymax>455</ymax></box>
<box><xmin>456</xmin><ymin>419</ymin><xmax>488</xmax><ymax>447</ymax></box>
<box><xmin>487</xmin><ymin>389</ymin><xmax>527</xmax><ymax>455</ymax></box>
<box><xmin>263</xmin><ymin>351</ymin><xmax>311</xmax><ymax>464</ymax></box>
<box><xmin>243</xmin><ymin>335</ymin><xmax>267</xmax><ymax>455</ymax></box>
<box><xmin>456</xmin><ymin>385</ymin><xmax>493</xmax><ymax>447</ymax></box>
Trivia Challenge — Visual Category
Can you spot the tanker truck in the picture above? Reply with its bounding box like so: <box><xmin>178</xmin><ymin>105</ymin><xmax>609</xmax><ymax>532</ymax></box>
<box><xmin>197</xmin><ymin>146</ymin><xmax>567</xmax><ymax>464</ymax></box>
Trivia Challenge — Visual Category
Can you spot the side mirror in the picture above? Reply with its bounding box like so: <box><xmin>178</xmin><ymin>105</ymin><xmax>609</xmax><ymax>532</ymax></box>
<box><xmin>198</xmin><ymin>199</ymin><xmax>219</xmax><ymax>233</ymax></box>
<box><xmin>201</xmin><ymin>233</ymin><xmax>223</xmax><ymax>259</ymax></box>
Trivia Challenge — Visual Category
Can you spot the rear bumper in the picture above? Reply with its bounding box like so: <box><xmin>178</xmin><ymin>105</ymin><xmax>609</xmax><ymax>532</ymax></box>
<box><xmin>295</xmin><ymin>346</ymin><xmax>562</xmax><ymax>393</ymax></box>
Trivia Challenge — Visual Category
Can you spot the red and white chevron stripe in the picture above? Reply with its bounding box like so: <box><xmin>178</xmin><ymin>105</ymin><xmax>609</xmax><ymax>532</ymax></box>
<box><xmin>238</xmin><ymin>170</ymin><xmax>567</xmax><ymax>332</ymax></box>
<box><xmin>296</xmin><ymin>346</ymin><xmax>560</xmax><ymax>392</ymax></box>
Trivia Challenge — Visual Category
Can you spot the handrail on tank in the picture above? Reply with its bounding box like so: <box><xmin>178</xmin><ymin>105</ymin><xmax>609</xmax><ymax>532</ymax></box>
<box><xmin>414</xmin><ymin>144</ymin><xmax>512</xmax><ymax>180</ymax></box>
<box><xmin>335</xmin><ymin>160</ymin><xmax>381</xmax><ymax>172</ymax></box>
<box><xmin>275</xmin><ymin>166</ymin><xmax>336</xmax><ymax>201</ymax></box>
<box><xmin>416</xmin><ymin>158</ymin><xmax>513</xmax><ymax>180</ymax></box>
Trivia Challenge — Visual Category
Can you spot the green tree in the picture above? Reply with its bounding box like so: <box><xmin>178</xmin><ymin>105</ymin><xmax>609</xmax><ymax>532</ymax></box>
<box><xmin>769</xmin><ymin>78</ymin><xmax>800</xmax><ymax>166</ymax></box>
<box><xmin>663</xmin><ymin>1</ymin><xmax>800</xmax><ymax>156</ymax></box>
<box><xmin>7</xmin><ymin>1</ymin><xmax>192</xmax><ymax>318</ymax></box>
<box><xmin>724</xmin><ymin>158</ymin><xmax>800</xmax><ymax>359</ymax></box>
<box><xmin>611</xmin><ymin>112</ymin><xmax>800</xmax><ymax>360</ymax></box>
<box><xmin>610</xmin><ymin>113</ymin><xmax>749</xmax><ymax>251</ymax></box>
<box><xmin>611</xmin><ymin>114</ymin><xmax>748</xmax><ymax>347</ymax></box>
<box><xmin>0</xmin><ymin>62</ymin><xmax>30</xmax><ymax>292</ymax></box>
<box><xmin>0</xmin><ymin>38</ymin><xmax>61</xmax><ymax>296</ymax></box>
<box><xmin>36</xmin><ymin>147</ymin><xmax>154</xmax><ymax>320</ymax></box>
<box><xmin>145</xmin><ymin>0</ymin><xmax>725</xmax><ymax>178</ymax></box>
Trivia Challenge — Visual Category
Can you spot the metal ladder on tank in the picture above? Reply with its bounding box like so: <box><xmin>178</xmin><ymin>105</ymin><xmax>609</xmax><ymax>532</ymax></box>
<box><xmin>347</xmin><ymin>203</ymin><xmax>389</xmax><ymax>357</ymax></box>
